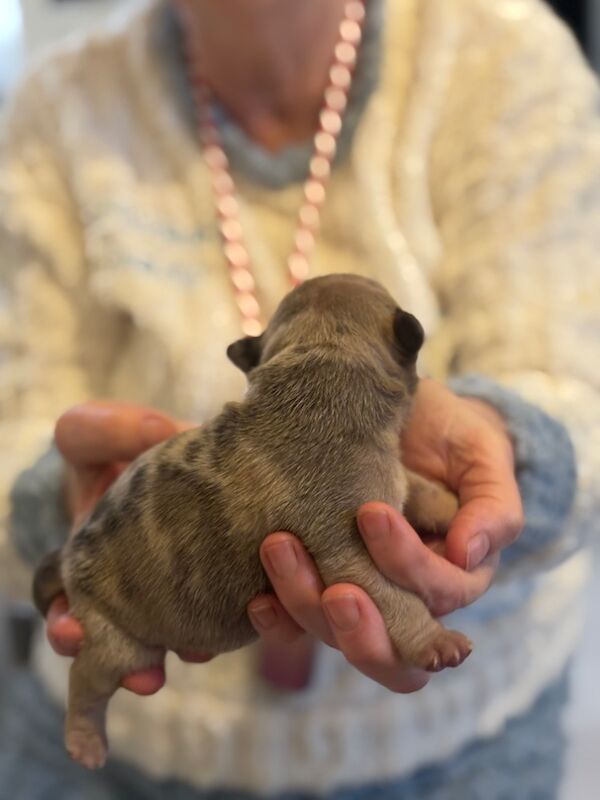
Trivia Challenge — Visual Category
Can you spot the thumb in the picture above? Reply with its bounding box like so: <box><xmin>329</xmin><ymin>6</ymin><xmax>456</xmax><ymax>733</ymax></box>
<box><xmin>445</xmin><ymin>495</ymin><xmax>524</xmax><ymax>571</ymax></box>
<box><xmin>55</xmin><ymin>402</ymin><xmax>183</xmax><ymax>467</ymax></box>
<box><xmin>444</xmin><ymin>420</ymin><xmax>523</xmax><ymax>571</ymax></box>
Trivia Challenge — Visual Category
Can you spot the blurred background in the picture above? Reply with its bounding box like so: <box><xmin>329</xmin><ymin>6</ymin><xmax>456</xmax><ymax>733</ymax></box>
<box><xmin>0</xmin><ymin>0</ymin><xmax>599</xmax><ymax>99</ymax></box>
<box><xmin>0</xmin><ymin>3</ymin><xmax>598</xmax><ymax>799</ymax></box>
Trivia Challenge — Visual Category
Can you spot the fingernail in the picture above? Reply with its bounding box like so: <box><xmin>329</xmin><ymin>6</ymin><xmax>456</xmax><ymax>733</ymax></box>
<box><xmin>265</xmin><ymin>541</ymin><xmax>297</xmax><ymax>579</ymax></box>
<box><xmin>324</xmin><ymin>595</ymin><xmax>360</xmax><ymax>631</ymax></box>
<box><xmin>177</xmin><ymin>650</ymin><xmax>213</xmax><ymax>663</ymax></box>
<box><xmin>358</xmin><ymin>510</ymin><xmax>390</xmax><ymax>541</ymax></box>
<box><xmin>141</xmin><ymin>416</ymin><xmax>175</xmax><ymax>448</ymax></box>
<box><xmin>466</xmin><ymin>533</ymin><xmax>490</xmax><ymax>571</ymax></box>
<box><xmin>250</xmin><ymin>603</ymin><xmax>277</xmax><ymax>630</ymax></box>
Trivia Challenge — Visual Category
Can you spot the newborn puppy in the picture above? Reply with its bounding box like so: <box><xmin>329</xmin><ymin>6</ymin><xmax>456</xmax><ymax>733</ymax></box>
<box><xmin>33</xmin><ymin>274</ymin><xmax>471</xmax><ymax>770</ymax></box>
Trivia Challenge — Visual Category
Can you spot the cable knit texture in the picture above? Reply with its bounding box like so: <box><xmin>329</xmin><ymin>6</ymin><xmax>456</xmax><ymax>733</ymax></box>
<box><xmin>0</xmin><ymin>667</ymin><xmax>569</xmax><ymax>800</ymax></box>
<box><xmin>1</xmin><ymin>0</ymin><xmax>599</xmax><ymax>794</ymax></box>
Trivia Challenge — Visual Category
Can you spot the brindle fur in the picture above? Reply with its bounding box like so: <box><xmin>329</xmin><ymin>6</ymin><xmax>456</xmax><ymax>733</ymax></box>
<box><xmin>33</xmin><ymin>274</ymin><xmax>471</xmax><ymax>770</ymax></box>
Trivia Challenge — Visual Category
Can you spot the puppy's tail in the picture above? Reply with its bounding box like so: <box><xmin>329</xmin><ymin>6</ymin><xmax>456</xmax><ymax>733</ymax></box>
<box><xmin>32</xmin><ymin>548</ymin><xmax>65</xmax><ymax>617</ymax></box>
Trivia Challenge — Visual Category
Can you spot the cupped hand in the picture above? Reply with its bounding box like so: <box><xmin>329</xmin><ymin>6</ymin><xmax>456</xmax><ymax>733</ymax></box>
<box><xmin>248</xmin><ymin>378</ymin><xmax>524</xmax><ymax>692</ymax></box>
<box><xmin>45</xmin><ymin>401</ymin><xmax>211</xmax><ymax>695</ymax></box>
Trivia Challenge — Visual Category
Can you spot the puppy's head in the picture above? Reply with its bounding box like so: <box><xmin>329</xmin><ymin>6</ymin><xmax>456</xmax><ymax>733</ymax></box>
<box><xmin>227</xmin><ymin>274</ymin><xmax>424</xmax><ymax>386</ymax></box>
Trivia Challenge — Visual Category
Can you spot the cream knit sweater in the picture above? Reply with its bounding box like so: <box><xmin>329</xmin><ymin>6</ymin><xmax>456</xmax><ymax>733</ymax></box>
<box><xmin>1</xmin><ymin>0</ymin><xmax>600</xmax><ymax>793</ymax></box>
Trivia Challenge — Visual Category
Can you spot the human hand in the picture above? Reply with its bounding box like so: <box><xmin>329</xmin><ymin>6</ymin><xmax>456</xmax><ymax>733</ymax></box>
<box><xmin>400</xmin><ymin>378</ymin><xmax>523</xmax><ymax>576</ymax></box>
<box><xmin>46</xmin><ymin>401</ymin><xmax>211</xmax><ymax>695</ymax></box>
<box><xmin>248</xmin><ymin>378</ymin><xmax>524</xmax><ymax>691</ymax></box>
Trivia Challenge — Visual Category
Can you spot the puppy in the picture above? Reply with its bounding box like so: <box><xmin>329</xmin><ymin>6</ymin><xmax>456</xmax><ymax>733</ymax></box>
<box><xmin>33</xmin><ymin>274</ymin><xmax>471</xmax><ymax>770</ymax></box>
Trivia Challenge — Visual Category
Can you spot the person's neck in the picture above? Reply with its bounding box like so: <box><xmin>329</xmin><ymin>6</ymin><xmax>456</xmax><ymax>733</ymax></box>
<box><xmin>173</xmin><ymin>0</ymin><xmax>348</xmax><ymax>151</ymax></box>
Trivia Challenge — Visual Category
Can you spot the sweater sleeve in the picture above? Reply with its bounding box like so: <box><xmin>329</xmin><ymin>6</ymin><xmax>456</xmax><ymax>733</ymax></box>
<box><xmin>448</xmin><ymin>374</ymin><xmax>577</xmax><ymax>572</ymax></box>
<box><xmin>428</xmin><ymin>0</ymin><xmax>600</xmax><ymax>572</ymax></box>
<box><xmin>0</xmin><ymin>72</ymin><xmax>94</xmax><ymax>584</ymax></box>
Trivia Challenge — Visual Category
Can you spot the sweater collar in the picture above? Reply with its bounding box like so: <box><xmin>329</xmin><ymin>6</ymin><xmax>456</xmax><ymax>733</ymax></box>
<box><xmin>152</xmin><ymin>0</ymin><xmax>384</xmax><ymax>189</ymax></box>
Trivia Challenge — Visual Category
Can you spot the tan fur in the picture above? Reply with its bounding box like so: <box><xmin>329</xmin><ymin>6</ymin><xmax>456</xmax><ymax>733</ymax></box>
<box><xmin>33</xmin><ymin>275</ymin><xmax>471</xmax><ymax>769</ymax></box>
<box><xmin>404</xmin><ymin>470</ymin><xmax>460</xmax><ymax>535</ymax></box>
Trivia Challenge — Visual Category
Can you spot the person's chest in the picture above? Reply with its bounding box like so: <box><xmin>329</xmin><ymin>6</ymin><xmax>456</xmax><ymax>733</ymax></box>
<box><xmin>59</xmin><ymin>0</ymin><xmax>444</xmax><ymax>421</ymax></box>
<box><xmin>70</xmin><ymin>153</ymin><xmax>396</xmax><ymax>419</ymax></box>
<box><xmin>67</xmin><ymin>127</ymin><xmax>442</xmax><ymax>423</ymax></box>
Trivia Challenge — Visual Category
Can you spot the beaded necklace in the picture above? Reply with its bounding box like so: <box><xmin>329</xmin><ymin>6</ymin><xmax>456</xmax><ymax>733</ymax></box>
<box><xmin>183</xmin><ymin>1</ymin><xmax>366</xmax><ymax>334</ymax></box>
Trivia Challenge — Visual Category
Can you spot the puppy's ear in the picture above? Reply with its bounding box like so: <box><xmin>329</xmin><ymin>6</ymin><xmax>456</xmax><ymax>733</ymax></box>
<box><xmin>227</xmin><ymin>334</ymin><xmax>263</xmax><ymax>373</ymax></box>
<box><xmin>393</xmin><ymin>309</ymin><xmax>424</xmax><ymax>363</ymax></box>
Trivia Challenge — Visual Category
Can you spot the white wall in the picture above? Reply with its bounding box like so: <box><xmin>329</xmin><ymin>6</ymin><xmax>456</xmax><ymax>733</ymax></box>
<box><xmin>0</xmin><ymin>0</ymin><xmax>24</xmax><ymax>97</ymax></box>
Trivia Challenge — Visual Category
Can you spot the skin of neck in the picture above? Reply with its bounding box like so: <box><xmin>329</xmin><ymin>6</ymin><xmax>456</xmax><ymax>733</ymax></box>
<box><xmin>172</xmin><ymin>0</ymin><xmax>349</xmax><ymax>151</ymax></box>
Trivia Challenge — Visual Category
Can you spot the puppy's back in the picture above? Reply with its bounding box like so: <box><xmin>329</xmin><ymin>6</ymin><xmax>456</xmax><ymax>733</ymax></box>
<box><xmin>63</xmin><ymin>426</ymin><xmax>268</xmax><ymax>652</ymax></box>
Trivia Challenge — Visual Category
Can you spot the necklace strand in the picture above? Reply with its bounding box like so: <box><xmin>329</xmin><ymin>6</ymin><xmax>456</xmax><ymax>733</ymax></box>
<box><xmin>183</xmin><ymin>1</ymin><xmax>366</xmax><ymax>335</ymax></box>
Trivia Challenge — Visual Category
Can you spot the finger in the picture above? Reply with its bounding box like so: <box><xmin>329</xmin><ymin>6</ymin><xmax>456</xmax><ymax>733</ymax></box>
<box><xmin>260</xmin><ymin>534</ymin><xmax>336</xmax><ymax>647</ymax></box>
<box><xmin>249</xmin><ymin>596</ymin><xmax>317</xmax><ymax>690</ymax></box>
<box><xmin>444</xmin><ymin>442</ymin><xmax>524</xmax><ymax>571</ymax></box>
<box><xmin>121</xmin><ymin>665</ymin><xmax>166</xmax><ymax>696</ymax></box>
<box><xmin>248</xmin><ymin>594</ymin><xmax>306</xmax><ymax>645</ymax></box>
<box><xmin>175</xmin><ymin>650</ymin><xmax>215</xmax><ymax>663</ymax></box>
<box><xmin>445</xmin><ymin>498</ymin><xmax>524</xmax><ymax>572</ymax></box>
<box><xmin>46</xmin><ymin>595</ymin><xmax>83</xmax><ymax>657</ymax></box>
<box><xmin>55</xmin><ymin>402</ymin><xmax>189</xmax><ymax>467</ymax></box>
<box><xmin>322</xmin><ymin>584</ymin><xmax>430</xmax><ymax>693</ymax></box>
<box><xmin>357</xmin><ymin>504</ymin><xmax>498</xmax><ymax>616</ymax></box>
<box><xmin>46</xmin><ymin>595</ymin><xmax>166</xmax><ymax>695</ymax></box>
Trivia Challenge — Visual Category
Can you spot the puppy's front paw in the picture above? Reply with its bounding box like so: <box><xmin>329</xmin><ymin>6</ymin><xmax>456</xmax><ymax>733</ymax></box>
<box><xmin>415</xmin><ymin>629</ymin><xmax>472</xmax><ymax>672</ymax></box>
<box><xmin>66</xmin><ymin>729</ymin><xmax>108</xmax><ymax>770</ymax></box>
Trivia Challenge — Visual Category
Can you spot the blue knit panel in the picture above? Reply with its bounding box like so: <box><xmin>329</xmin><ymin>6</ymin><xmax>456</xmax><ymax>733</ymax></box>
<box><xmin>8</xmin><ymin>445</ymin><xmax>70</xmax><ymax>568</ymax></box>
<box><xmin>0</xmin><ymin>668</ymin><xmax>569</xmax><ymax>800</ymax></box>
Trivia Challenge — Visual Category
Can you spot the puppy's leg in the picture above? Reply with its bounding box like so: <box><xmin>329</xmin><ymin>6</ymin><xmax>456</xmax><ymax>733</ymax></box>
<box><xmin>403</xmin><ymin>470</ymin><xmax>458</xmax><ymax>536</ymax></box>
<box><xmin>320</xmin><ymin>553</ymin><xmax>471</xmax><ymax>672</ymax></box>
<box><xmin>65</xmin><ymin>606</ymin><xmax>162</xmax><ymax>769</ymax></box>
<box><xmin>368</xmin><ymin>574</ymin><xmax>472</xmax><ymax>672</ymax></box>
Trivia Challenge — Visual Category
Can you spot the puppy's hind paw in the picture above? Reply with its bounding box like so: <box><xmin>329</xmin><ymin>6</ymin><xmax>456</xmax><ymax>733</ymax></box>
<box><xmin>416</xmin><ymin>629</ymin><xmax>472</xmax><ymax>673</ymax></box>
<box><xmin>66</xmin><ymin>729</ymin><xmax>108</xmax><ymax>770</ymax></box>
